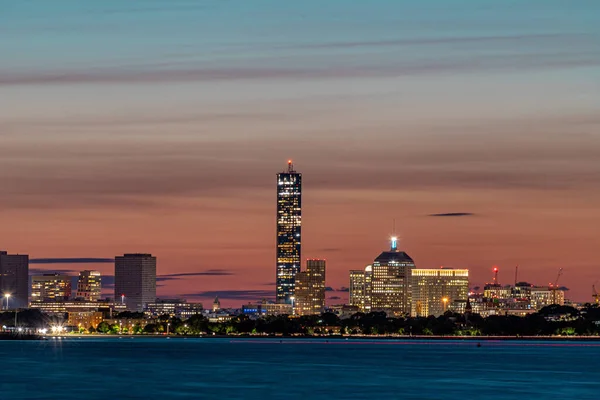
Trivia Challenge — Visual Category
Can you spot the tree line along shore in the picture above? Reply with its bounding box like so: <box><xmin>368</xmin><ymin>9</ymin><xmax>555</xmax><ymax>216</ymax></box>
<box><xmin>2</xmin><ymin>304</ymin><xmax>600</xmax><ymax>338</ymax></box>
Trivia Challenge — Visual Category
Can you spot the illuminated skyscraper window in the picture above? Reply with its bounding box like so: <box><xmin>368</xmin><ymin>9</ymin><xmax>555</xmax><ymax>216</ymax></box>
<box><xmin>276</xmin><ymin>161</ymin><xmax>302</xmax><ymax>304</ymax></box>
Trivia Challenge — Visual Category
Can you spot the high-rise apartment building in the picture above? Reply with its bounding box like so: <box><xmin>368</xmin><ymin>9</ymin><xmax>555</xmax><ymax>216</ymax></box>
<box><xmin>371</xmin><ymin>237</ymin><xmax>415</xmax><ymax>316</ymax></box>
<box><xmin>76</xmin><ymin>270</ymin><xmax>102</xmax><ymax>301</ymax></box>
<box><xmin>411</xmin><ymin>268</ymin><xmax>469</xmax><ymax>317</ymax></box>
<box><xmin>31</xmin><ymin>273</ymin><xmax>72</xmax><ymax>302</ymax></box>
<box><xmin>0</xmin><ymin>251</ymin><xmax>29</xmax><ymax>309</ymax></box>
<box><xmin>276</xmin><ymin>160</ymin><xmax>302</xmax><ymax>304</ymax></box>
<box><xmin>349</xmin><ymin>265</ymin><xmax>372</xmax><ymax>313</ymax></box>
<box><xmin>294</xmin><ymin>259</ymin><xmax>326</xmax><ymax>316</ymax></box>
<box><xmin>114</xmin><ymin>254</ymin><xmax>156</xmax><ymax>312</ymax></box>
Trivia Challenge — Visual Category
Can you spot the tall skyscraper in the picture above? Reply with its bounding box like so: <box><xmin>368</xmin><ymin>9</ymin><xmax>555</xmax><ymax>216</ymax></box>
<box><xmin>114</xmin><ymin>254</ymin><xmax>156</xmax><ymax>312</ymax></box>
<box><xmin>294</xmin><ymin>259</ymin><xmax>326</xmax><ymax>316</ymax></box>
<box><xmin>371</xmin><ymin>237</ymin><xmax>415</xmax><ymax>316</ymax></box>
<box><xmin>276</xmin><ymin>160</ymin><xmax>302</xmax><ymax>304</ymax></box>
<box><xmin>0</xmin><ymin>251</ymin><xmax>29</xmax><ymax>309</ymax></box>
<box><xmin>411</xmin><ymin>268</ymin><xmax>469</xmax><ymax>317</ymax></box>
<box><xmin>349</xmin><ymin>265</ymin><xmax>372</xmax><ymax>313</ymax></box>
<box><xmin>76</xmin><ymin>270</ymin><xmax>102</xmax><ymax>301</ymax></box>
<box><xmin>31</xmin><ymin>273</ymin><xmax>72</xmax><ymax>302</ymax></box>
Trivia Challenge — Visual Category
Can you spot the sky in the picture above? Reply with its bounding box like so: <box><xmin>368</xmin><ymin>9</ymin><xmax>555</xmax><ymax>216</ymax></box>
<box><xmin>1</xmin><ymin>0</ymin><xmax>600</xmax><ymax>306</ymax></box>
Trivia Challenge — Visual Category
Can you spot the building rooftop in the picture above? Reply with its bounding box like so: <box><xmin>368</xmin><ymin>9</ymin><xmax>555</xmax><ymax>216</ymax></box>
<box><xmin>374</xmin><ymin>250</ymin><xmax>414</xmax><ymax>264</ymax></box>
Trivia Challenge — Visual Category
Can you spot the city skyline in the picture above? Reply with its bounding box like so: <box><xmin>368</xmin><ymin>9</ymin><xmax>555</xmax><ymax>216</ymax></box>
<box><xmin>0</xmin><ymin>180</ymin><xmax>586</xmax><ymax>309</ymax></box>
<box><xmin>0</xmin><ymin>160</ymin><xmax>597</xmax><ymax>307</ymax></box>
<box><xmin>2</xmin><ymin>1</ymin><xmax>600</xmax><ymax>307</ymax></box>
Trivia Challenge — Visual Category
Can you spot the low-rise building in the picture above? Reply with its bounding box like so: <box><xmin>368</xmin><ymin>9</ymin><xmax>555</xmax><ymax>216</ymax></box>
<box><xmin>242</xmin><ymin>301</ymin><xmax>293</xmax><ymax>317</ymax></box>
<box><xmin>145</xmin><ymin>299</ymin><xmax>203</xmax><ymax>319</ymax></box>
<box><xmin>328</xmin><ymin>304</ymin><xmax>360</xmax><ymax>319</ymax></box>
<box><xmin>30</xmin><ymin>300</ymin><xmax>126</xmax><ymax>316</ymax></box>
<box><xmin>205</xmin><ymin>312</ymin><xmax>233</xmax><ymax>323</ymax></box>
<box><xmin>68</xmin><ymin>311</ymin><xmax>104</xmax><ymax>330</ymax></box>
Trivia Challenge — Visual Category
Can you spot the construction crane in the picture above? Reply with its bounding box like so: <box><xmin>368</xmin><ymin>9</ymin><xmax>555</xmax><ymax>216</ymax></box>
<box><xmin>593</xmin><ymin>281</ymin><xmax>599</xmax><ymax>305</ymax></box>
<box><xmin>550</xmin><ymin>268</ymin><xmax>563</xmax><ymax>305</ymax></box>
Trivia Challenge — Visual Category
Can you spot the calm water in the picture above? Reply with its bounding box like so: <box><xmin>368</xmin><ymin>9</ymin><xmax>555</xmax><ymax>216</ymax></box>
<box><xmin>0</xmin><ymin>338</ymin><xmax>599</xmax><ymax>399</ymax></box>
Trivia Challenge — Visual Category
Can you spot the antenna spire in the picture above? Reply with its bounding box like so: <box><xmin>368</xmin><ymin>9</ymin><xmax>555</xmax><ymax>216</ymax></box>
<box><xmin>391</xmin><ymin>219</ymin><xmax>398</xmax><ymax>251</ymax></box>
<box><xmin>287</xmin><ymin>159</ymin><xmax>294</xmax><ymax>172</ymax></box>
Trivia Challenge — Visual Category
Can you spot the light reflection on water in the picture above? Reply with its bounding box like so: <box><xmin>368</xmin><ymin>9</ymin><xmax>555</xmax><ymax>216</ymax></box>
<box><xmin>1</xmin><ymin>338</ymin><xmax>599</xmax><ymax>399</ymax></box>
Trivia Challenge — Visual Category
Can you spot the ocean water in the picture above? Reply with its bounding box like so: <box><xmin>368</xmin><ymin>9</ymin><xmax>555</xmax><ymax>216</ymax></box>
<box><xmin>0</xmin><ymin>338</ymin><xmax>599</xmax><ymax>399</ymax></box>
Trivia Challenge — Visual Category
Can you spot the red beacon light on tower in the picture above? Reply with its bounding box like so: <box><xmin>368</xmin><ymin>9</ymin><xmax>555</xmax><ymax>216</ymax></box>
<box><xmin>492</xmin><ymin>266</ymin><xmax>499</xmax><ymax>286</ymax></box>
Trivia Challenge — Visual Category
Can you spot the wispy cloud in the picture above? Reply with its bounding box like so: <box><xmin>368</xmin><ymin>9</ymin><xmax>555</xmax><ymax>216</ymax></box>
<box><xmin>157</xmin><ymin>270</ymin><xmax>234</xmax><ymax>282</ymax></box>
<box><xmin>293</xmin><ymin>33</ymin><xmax>579</xmax><ymax>50</ymax></box>
<box><xmin>29</xmin><ymin>268</ymin><xmax>78</xmax><ymax>275</ymax></box>
<box><xmin>29</xmin><ymin>258</ymin><xmax>114</xmax><ymax>264</ymax></box>
<box><xmin>183</xmin><ymin>290</ymin><xmax>274</xmax><ymax>301</ymax></box>
<box><xmin>3</xmin><ymin>110</ymin><xmax>600</xmax><ymax>211</ymax></box>
<box><xmin>1</xmin><ymin>44</ymin><xmax>598</xmax><ymax>87</ymax></box>
<box><xmin>429</xmin><ymin>213</ymin><xmax>475</xmax><ymax>217</ymax></box>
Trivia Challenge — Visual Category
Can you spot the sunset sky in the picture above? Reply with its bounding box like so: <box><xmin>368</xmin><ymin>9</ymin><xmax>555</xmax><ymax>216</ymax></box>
<box><xmin>1</xmin><ymin>0</ymin><xmax>600</xmax><ymax>306</ymax></box>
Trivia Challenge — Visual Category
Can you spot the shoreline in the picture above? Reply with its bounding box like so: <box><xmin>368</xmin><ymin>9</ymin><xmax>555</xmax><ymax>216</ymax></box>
<box><xmin>41</xmin><ymin>333</ymin><xmax>600</xmax><ymax>341</ymax></box>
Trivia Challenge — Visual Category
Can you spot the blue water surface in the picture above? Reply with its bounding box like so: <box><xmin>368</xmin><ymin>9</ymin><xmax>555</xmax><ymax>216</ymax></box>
<box><xmin>0</xmin><ymin>338</ymin><xmax>598</xmax><ymax>399</ymax></box>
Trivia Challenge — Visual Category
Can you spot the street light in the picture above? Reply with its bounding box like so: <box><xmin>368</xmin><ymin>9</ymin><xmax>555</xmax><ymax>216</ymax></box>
<box><xmin>3</xmin><ymin>294</ymin><xmax>10</xmax><ymax>311</ymax></box>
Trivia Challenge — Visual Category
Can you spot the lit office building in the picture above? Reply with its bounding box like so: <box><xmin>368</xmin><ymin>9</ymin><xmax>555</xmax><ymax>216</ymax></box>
<box><xmin>349</xmin><ymin>265</ymin><xmax>372</xmax><ymax>312</ymax></box>
<box><xmin>76</xmin><ymin>270</ymin><xmax>102</xmax><ymax>301</ymax></box>
<box><xmin>145</xmin><ymin>299</ymin><xmax>204</xmax><ymax>319</ymax></box>
<box><xmin>411</xmin><ymin>268</ymin><xmax>469</xmax><ymax>317</ymax></box>
<box><xmin>531</xmin><ymin>287</ymin><xmax>565</xmax><ymax>309</ymax></box>
<box><xmin>276</xmin><ymin>160</ymin><xmax>302</xmax><ymax>304</ymax></box>
<box><xmin>0</xmin><ymin>251</ymin><xmax>29</xmax><ymax>309</ymax></box>
<box><xmin>31</xmin><ymin>273</ymin><xmax>72</xmax><ymax>302</ymax></box>
<box><xmin>483</xmin><ymin>284</ymin><xmax>513</xmax><ymax>299</ymax></box>
<box><xmin>294</xmin><ymin>259</ymin><xmax>326</xmax><ymax>316</ymax></box>
<box><xmin>371</xmin><ymin>237</ymin><xmax>415</xmax><ymax>316</ymax></box>
<box><xmin>114</xmin><ymin>254</ymin><xmax>157</xmax><ymax>312</ymax></box>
